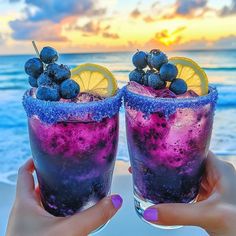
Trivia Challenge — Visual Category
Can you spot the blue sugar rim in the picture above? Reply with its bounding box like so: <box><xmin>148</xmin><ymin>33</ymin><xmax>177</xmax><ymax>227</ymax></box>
<box><xmin>123</xmin><ymin>85</ymin><xmax>218</xmax><ymax>116</ymax></box>
<box><xmin>23</xmin><ymin>89</ymin><xmax>123</xmax><ymax>124</ymax></box>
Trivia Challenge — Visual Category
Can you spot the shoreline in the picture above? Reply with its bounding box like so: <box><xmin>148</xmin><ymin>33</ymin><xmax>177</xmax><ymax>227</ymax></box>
<box><xmin>1</xmin><ymin>157</ymin><xmax>236</xmax><ymax>236</ymax></box>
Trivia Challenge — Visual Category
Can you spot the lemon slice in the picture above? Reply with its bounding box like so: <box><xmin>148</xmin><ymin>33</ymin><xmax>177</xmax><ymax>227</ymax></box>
<box><xmin>169</xmin><ymin>57</ymin><xmax>208</xmax><ymax>96</ymax></box>
<box><xmin>71</xmin><ymin>63</ymin><xmax>118</xmax><ymax>97</ymax></box>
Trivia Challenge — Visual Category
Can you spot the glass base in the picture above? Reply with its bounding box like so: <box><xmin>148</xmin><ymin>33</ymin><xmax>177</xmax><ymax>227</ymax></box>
<box><xmin>134</xmin><ymin>194</ymin><xmax>183</xmax><ymax>230</ymax></box>
<box><xmin>89</xmin><ymin>221</ymin><xmax>109</xmax><ymax>235</ymax></box>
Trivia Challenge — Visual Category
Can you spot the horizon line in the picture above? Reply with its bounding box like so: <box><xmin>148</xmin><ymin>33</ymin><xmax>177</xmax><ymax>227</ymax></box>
<box><xmin>1</xmin><ymin>48</ymin><xmax>236</xmax><ymax>56</ymax></box>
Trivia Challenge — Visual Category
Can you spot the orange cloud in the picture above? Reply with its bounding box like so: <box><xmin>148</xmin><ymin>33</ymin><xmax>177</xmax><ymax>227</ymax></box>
<box><xmin>66</xmin><ymin>20</ymin><xmax>119</xmax><ymax>40</ymax></box>
<box><xmin>143</xmin><ymin>16</ymin><xmax>155</xmax><ymax>23</ymax></box>
<box><xmin>9</xmin><ymin>19</ymin><xmax>68</xmax><ymax>42</ymax></box>
<box><xmin>102</xmin><ymin>32</ymin><xmax>119</xmax><ymax>39</ymax></box>
<box><xmin>130</xmin><ymin>8</ymin><xmax>141</xmax><ymax>18</ymax></box>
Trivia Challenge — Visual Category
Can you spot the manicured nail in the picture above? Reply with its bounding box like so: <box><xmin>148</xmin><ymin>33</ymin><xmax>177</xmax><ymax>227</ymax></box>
<box><xmin>143</xmin><ymin>208</ymin><xmax>158</xmax><ymax>222</ymax></box>
<box><xmin>111</xmin><ymin>194</ymin><xmax>123</xmax><ymax>209</ymax></box>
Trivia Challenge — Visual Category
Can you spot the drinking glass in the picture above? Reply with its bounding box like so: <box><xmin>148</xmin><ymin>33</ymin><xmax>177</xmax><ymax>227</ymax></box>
<box><xmin>124</xmin><ymin>86</ymin><xmax>217</xmax><ymax>229</ymax></box>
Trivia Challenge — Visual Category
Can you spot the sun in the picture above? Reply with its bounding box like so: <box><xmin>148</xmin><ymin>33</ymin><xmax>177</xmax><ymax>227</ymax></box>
<box><xmin>154</xmin><ymin>30</ymin><xmax>182</xmax><ymax>46</ymax></box>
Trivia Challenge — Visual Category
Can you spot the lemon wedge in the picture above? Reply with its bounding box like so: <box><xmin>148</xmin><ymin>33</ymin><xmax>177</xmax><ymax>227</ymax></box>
<box><xmin>71</xmin><ymin>63</ymin><xmax>118</xmax><ymax>97</ymax></box>
<box><xmin>169</xmin><ymin>57</ymin><xmax>208</xmax><ymax>96</ymax></box>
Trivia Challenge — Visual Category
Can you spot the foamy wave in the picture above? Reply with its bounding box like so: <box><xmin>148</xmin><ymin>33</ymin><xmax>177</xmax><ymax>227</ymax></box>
<box><xmin>0</xmin><ymin>171</ymin><xmax>17</xmax><ymax>185</ymax></box>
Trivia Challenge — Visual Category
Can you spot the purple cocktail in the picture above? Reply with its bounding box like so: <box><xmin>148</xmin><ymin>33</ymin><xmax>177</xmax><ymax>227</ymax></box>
<box><xmin>23</xmin><ymin>89</ymin><xmax>122</xmax><ymax>217</ymax></box>
<box><xmin>124</xmin><ymin>82</ymin><xmax>217</xmax><ymax>228</ymax></box>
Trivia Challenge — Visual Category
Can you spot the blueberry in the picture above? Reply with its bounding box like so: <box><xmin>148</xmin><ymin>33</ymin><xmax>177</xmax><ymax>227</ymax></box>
<box><xmin>60</xmin><ymin>79</ymin><xmax>80</xmax><ymax>99</ymax></box>
<box><xmin>24</xmin><ymin>58</ymin><xmax>44</xmax><ymax>77</ymax></box>
<box><xmin>46</xmin><ymin>63</ymin><xmax>58</xmax><ymax>76</ymax></box>
<box><xmin>46</xmin><ymin>63</ymin><xmax>71</xmax><ymax>83</ymax></box>
<box><xmin>37</xmin><ymin>73</ymin><xmax>53</xmax><ymax>86</ymax></box>
<box><xmin>54</xmin><ymin>64</ymin><xmax>71</xmax><ymax>83</ymax></box>
<box><xmin>147</xmin><ymin>49</ymin><xmax>168</xmax><ymax>70</ymax></box>
<box><xmin>132</xmin><ymin>50</ymin><xmax>147</xmax><ymax>69</ymax></box>
<box><xmin>160</xmin><ymin>63</ymin><xmax>178</xmax><ymax>82</ymax></box>
<box><xmin>169</xmin><ymin>78</ymin><xmax>188</xmax><ymax>95</ymax></box>
<box><xmin>40</xmin><ymin>46</ymin><xmax>59</xmax><ymax>64</ymax></box>
<box><xmin>28</xmin><ymin>76</ymin><xmax>38</xmax><ymax>87</ymax></box>
<box><xmin>129</xmin><ymin>69</ymin><xmax>145</xmax><ymax>84</ymax></box>
<box><xmin>143</xmin><ymin>69</ymin><xmax>155</xmax><ymax>86</ymax></box>
<box><xmin>148</xmin><ymin>73</ymin><xmax>166</xmax><ymax>89</ymax></box>
<box><xmin>36</xmin><ymin>85</ymin><xmax>60</xmax><ymax>101</ymax></box>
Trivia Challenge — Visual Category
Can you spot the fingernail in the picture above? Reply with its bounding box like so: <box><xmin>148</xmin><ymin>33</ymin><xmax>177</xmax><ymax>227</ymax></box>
<box><xmin>111</xmin><ymin>194</ymin><xmax>123</xmax><ymax>209</ymax></box>
<box><xmin>143</xmin><ymin>208</ymin><xmax>158</xmax><ymax>222</ymax></box>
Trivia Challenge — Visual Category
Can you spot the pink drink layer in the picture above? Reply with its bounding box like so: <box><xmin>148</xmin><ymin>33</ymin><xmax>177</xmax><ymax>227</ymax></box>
<box><xmin>125</xmin><ymin>82</ymin><xmax>216</xmax><ymax>203</ymax></box>
<box><xmin>27</xmin><ymin>93</ymin><xmax>119</xmax><ymax>216</ymax></box>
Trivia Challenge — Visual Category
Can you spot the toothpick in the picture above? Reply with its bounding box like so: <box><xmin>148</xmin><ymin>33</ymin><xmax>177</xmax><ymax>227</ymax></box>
<box><xmin>32</xmin><ymin>40</ymin><xmax>40</xmax><ymax>58</ymax></box>
<box><xmin>32</xmin><ymin>40</ymin><xmax>46</xmax><ymax>69</ymax></box>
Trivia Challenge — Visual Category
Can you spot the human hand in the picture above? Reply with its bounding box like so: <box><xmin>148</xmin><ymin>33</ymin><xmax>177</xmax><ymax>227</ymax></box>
<box><xmin>140</xmin><ymin>152</ymin><xmax>236</xmax><ymax>236</ymax></box>
<box><xmin>6</xmin><ymin>159</ymin><xmax>123</xmax><ymax>236</ymax></box>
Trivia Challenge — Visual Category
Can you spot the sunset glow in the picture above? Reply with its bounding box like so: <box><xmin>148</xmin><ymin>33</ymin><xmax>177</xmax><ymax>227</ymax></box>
<box><xmin>0</xmin><ymin>0</ymin><xmax>236</xmax><ymax>54</ymax></box>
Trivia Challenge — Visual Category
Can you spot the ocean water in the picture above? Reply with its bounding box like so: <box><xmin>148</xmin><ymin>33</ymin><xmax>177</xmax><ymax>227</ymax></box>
<box><xmin>0</xmin><ymin>50</ymin><xmax>236</xmax><ymax>184</ymax></box>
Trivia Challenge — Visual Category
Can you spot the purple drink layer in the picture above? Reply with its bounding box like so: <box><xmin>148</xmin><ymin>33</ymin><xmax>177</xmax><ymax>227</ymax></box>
<box><xmin>23</xmin><ymin>90</ymin><xmax>122</xmax><ymax>217</ymax></box>
<box><xmin>124</xmin><ymin>83</ymin><xmax>217</xmax><ymax>204</ymax></box>
<box><xmin>29</xmin><ymin>114</ymin><xmax>119</xmax><ymax>216</ymax></box>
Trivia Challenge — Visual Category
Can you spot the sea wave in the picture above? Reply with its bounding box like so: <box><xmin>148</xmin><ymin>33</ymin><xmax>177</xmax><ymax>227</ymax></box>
<box><xmin>203</xmin><ymin>67</ymin><xmax>236</xmax><ymax>71</ymax></box>
<box><xmin>0</xmin><ymin>71</ymin><xmax>24</xmax><ymax>76</ymax></box>
<box><xmin>0</xmin><ymin>52</ymin><xmax>235</xmax><ymax>184</ymax></box>
<box><xmin>213</xmin><ymin>84</ymin><xmax>236</xmax><ymax>108</ymax></box>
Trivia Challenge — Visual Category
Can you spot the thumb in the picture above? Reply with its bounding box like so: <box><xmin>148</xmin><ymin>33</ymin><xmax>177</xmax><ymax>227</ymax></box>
<box><xmin>143</xmin><ymin>193</ymin><xmax>220</xmax><ymax>228</ymax></box>
<box><xmin>61</xmin><ymin>194</ymin><xmax>123</xmax><ymax>235</ymax></box>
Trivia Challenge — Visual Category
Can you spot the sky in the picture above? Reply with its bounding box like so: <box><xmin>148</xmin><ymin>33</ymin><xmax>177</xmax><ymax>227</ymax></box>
<box><xmin>0</xmin><ymin>0</ymin><xmax>236</xmax><ymax>54</ymax></box>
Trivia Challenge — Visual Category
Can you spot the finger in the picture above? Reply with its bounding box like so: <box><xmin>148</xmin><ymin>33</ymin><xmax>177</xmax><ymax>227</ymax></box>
<box><xmin>197</xmin><ymin>156</ymin><xmax>221</xmax><ymax>201</ymax></box>
<box><xmin>207</xmin><ymin>152</ymin><xmax>236</xmax><ymax>201</ymax></box>
<box><xmin>216</xmin><ymin>162</ymin><xmax>236</xmax><ymax>204</ymax></box>
<box><xmin>16</xmin><ymin>159</ymin><xmax>35</xmax><ymax>198</ymax></box>
<box><xmin>143</xmin><ymin>200</ymin><xmax>216</xmax><ymax>228</ymax></box>
<box><xmin>197</xmin><ymin>185</ymin><xmax>210</xmax><ymax>202</ymax></box>
<box><xmin>207</xmin><ymin>151</ymin><xmax>235</xmax><ymax>180</ymax></box>
<box><xmin>33</xmin><ymin>185</ymin><xmax>42</xmax><ymax>204</ymax></box>
<box><xmin>62</xmin><ymin>194</ymin><xmax>123</xmax><ymax>235</ymax></box>
<box><xmin>128</xmin><ymin>166</ymin><xmax>132</xmax><ymax>174</ymax></box>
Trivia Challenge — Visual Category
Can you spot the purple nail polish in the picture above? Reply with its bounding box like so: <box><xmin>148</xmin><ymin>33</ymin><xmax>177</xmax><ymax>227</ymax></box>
<box><xmin>143</xmin><ymin>208</ymin><xmax>158</xmax><ymax>222</ymax></box>
<box><xmin>111</xmin><ymin>195</ymin><xmax>123</xmax><ymax>209</ymax></box>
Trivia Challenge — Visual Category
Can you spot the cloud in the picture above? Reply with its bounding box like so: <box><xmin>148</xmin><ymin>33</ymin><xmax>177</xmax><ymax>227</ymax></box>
<box><xmin>1</xmin><ymin>0</ymin><xmax>21</xmax><ymax>2</ymax></box>
<box><xmin>73</xmin><ymin>21</ymin><xmax>102</xmax><ymax>35</ymax></box>
<box><xmin>176</xmin><ymin>35</ymin><xmax>236</xmax><ymax>50</ymax></box>
<box><xmin>220</xmin><ymin>0</ymin><xmax>236</xmax><ymax>16</ymax></box>
<box><xmin>212</xmin><ymin>35</ymin><xmax>236</xmax><ymax>48</ymax></box>
<box><xmin>151</xmin><ymin>1</ymin><xmax>159</xmax><ymax>8</ymax></box>
<box><xmin>9</xmin><ymin>19</ymin><xmax>67</xmax><ymax>41</ymax></box>
<box><xmin>68</xmin><ymin>20</ymin><xmax>119</xmax><ymax>39</ymax></box>
<box><xmin>173</xmin><ymin>26</ymin><xmax>187</xmax><ymax>34</ymax></box>
<box><xmin>175</xmin><ymin>0</ymin><xmax>207</xmax><ymax>15</ymax></box>
<box><xmin>163</xmin><ymin>0</ymin><xmax>209</xmax><ymax>19</ymax></box>
<box><xmin>142</xmin><ymin>0</ymin><xmax>209</xmax><ymax>23</ymax></box>
<box><xmin>146</xmin><ymin>29</ymin><xmax>236</xmax><ymax>51</ymax></box>
<box><xmin>9</xmin><ymin>0</ymin><xmax>109</xmax><ymax>42</ymax></box>
<box><xmin>143</xmin><ymin>16</ymin><xmax>155</xmax><ymax>23</ymax></box>
<box><xmin>0</xmin><ymin>34</ymin><xmax>4</xmax><ymax>44</ymax></box>
<box><xmin>102</xmin><ymin>32</ymin><xmax>119</xmax><ymax>39</ymax></box>
<box><xmin>24</xmin><ymin>0</ymin><xmax>106</xmax><ymax>23</ymax></box>
<box><xmin>130</xmin><ymin>8</ymin><xmax>141</xmax><ymax>18</ymax></box>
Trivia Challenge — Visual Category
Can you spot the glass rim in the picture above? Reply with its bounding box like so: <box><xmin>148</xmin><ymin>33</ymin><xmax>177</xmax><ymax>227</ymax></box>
<box><xmin>123</xmin><ymin>85</ymin><xmax>218</xmax><ymax>116</ymax></box>
<box><xmin>23</xmin><ymin>88</ymin><xmax>123</xmax><ymax>124</ymax></box>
